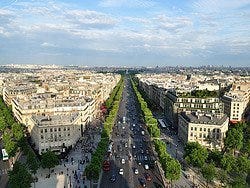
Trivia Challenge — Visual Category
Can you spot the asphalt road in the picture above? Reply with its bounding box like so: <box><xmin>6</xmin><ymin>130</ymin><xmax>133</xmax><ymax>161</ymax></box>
<box><xmin>0</xmin><ymin>142</ymin><xmax>10</xmax><ymax>188</ymax></box>
<box><xmin>100</xmin><ymin>76</ymin><xmax>164</xmax><ymax>188</ymax></box>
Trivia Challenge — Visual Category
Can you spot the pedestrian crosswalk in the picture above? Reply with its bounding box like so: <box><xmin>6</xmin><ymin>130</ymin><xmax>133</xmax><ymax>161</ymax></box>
<box><xmin>110</xmin><ymin>155</ymin><xmax>155</xmax><ymax>162</ymax></box>
<box><xmin>135</xmin><ymin>155</ymin><xmax>155</xmax><ymax>162</ymax></box>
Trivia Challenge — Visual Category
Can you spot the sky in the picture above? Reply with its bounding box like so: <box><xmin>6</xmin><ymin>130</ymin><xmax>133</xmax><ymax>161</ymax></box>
<box><xmin>0</xmin><ymin>0</ymin><xmax>249</xmax><ymax>67</ymax></box>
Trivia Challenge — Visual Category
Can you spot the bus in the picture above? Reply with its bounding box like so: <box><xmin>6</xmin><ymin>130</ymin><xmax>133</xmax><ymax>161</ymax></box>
<box><xmin>2</xmin><ymin>149</ymin><xmax>8</xmax><ymax>161</ymax></box>
<box><xmin>157</xmin><ymin>119</ymin><xmax>167</xmax><ymax>129</ymax></box>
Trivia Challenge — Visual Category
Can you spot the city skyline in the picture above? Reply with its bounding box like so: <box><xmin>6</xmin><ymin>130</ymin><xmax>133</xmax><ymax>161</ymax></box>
<box><xmin>0</xmin><ymin>0</ymin><xmax>249</xmax><ymax>67</ymax></box>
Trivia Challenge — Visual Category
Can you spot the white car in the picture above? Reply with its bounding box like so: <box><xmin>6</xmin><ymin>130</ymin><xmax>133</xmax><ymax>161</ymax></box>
<box><xmin>121</xmin><ymin>158</ymin><xmax>125</xmax><ymax>164</ymax></box>
<box><xmin>133</xmin><ymin>124</ymin><xmax>135</xmax><ymax>127</ymax></box>
<box><xmin>141</xmin><ymin>131</ymin><xmax>145</xmax><ymax>135</ymax></box>
<box><xmin>144</xmin><ymin>164</ymin><xmax>149</xmax><ymax>170</ymax></box>
<box><xmin>134</xmin><ymin>168</ymin><xmax>139</xmax><ymax>174</ymax></box>
<box><xmin>132</xmin><ymin>145</ymin><xmax>136</xmax><ymax>149</ymax></box>
<box><xmin>119</xmin><ymin>168</ymin><xmax>124</xmax><ymax>175</ymax></box>
<box><xmin>122</xmin><ymin>126</ymin><xmax>125</xmax><ymax>129</ymax></box>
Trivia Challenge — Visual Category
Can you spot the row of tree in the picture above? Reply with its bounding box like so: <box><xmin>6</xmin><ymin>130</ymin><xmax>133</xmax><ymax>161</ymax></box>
<box><xmin>85</xmin><ymin>76</ymin><xmax>124</xmax><ymax>180</ymax></box>
<box><xmin>131</xmin><ymin>77</ymin><xmax>181</xmax><ymax>183</ymax></box>
<box><xmin>0</xmin><ymin>97</ymin><xmax>24</xmax><ymax>157</ymax></box>
<box><xmin>184</xmin><ymin>138</ymin><xmax>250</xmax><ymax>187</ymax></box>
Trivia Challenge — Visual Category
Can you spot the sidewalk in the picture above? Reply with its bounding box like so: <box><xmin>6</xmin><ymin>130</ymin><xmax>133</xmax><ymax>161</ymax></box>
<box><xmin>33</xmin><ymin>126</ymin><xmax>102</xmax><ymax>188</ymax></box>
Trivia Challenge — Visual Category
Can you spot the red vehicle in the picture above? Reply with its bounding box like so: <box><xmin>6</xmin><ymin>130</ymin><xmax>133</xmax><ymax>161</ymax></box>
<box><xmin>103</xmin><ymin>160</ymin><xmax>110</xmax><ymax>171</ymax></box>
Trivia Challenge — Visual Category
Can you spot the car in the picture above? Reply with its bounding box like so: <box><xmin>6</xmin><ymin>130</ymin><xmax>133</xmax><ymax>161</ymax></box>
<box><xmin>133</xmin><ymin>145</ymin><xmax>136</xmax><ymax>149</ymax></box>
<box><xmin>121</xmin><ymin>158</ymin><xmax>125</xmax><ymax>164</ymax></box>
<box><xmin>131</xmin><ymin>128</ymin><xmax>134</xmax><ymax>131</ymax></box>
<box><xmin>124</xmin><ymin>143</ymin><xmax>128</xmax><ymax>148</ymax></box>
<box><xmin>144</xmin><ymin>156</ymin><xmax>148</xmax><ymax>161</ymax></box>
<box><xmin>134</xmin><ymin>168</ymin><xmax>139</xmax><ymax>174</ymax></box>
<box><xmin>110</xmin><ymin>174</ymin><xmax>116</xmax><ymax>182</ymax></box>
<box><xmin>141</xmin><ymin>150</ymin><xmax>144</xmax><ymax>154</ymax></box>
<box><xmin>138</xmin><ymin>178</ymin><xmax>146</xmax><ymax>187</ymax></box>
<box><xmin>122</xmin><ymin>126</ymin><xmax>125</xmax><ymax>129</ymax></box>
<box><xmin>144</xmin><ymin>164</ymin><xmax>149</xmax><ymax>170</ymax></box>
<box><xmin>133</xmin><ymin>124</ymin><xmax>135</xmax><ymax>127</ymax></box>
<box><xmin>145</xmin><ymin>173</ymin><xmax>152</xmax><ymax>181</ymax></box>
<box><xmin>119</xmin><ymin>168</ymin><xmax>124</xmax><ymax>175</ymax></box>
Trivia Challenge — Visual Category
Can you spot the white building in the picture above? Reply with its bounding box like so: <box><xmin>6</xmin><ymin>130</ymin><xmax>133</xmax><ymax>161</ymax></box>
<box><xmin>30</xmin><ymin>113</ymin><xmax>82</xmax><ymax>154</ymax></box>
<box><xmin>178</xmin><ymin>112</ymin><xmax>228</xmax><ymax>150</ymax></box>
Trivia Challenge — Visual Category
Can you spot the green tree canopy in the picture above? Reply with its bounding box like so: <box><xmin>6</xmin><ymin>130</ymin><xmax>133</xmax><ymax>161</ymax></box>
<box><xmin>8</xmin><ymin>161</ymin><xmax>33</xmax><ymax>188</ymax></box>
<box><xmin>164</xmin><ymin>158</ymin><xmax>181</xmax><ymax>181</ymax></box>
<box><xmin>41</xmin><ymin>150</ymin><xmax>59</xmax><ymax>171</ymax></box>
<box><xmin>184</xmin><ymin>142</ymin><xmax>208</xmax><ymax>168</ymax></box>
<box><xmin>224</xmin><ymin>128</ymin><xmax>243</xmax><ymax>153</ymax></box>
<box><xmin>221</xmin><ymin>154</ymin><xmax>236</xmax><ymax>173</ymax></box>
<box><xmin>201</xmin><ymin>163</ymin><xmax>216</xmax><ymax>186</ymax></box>
<box><xmin>27</xmin><ymin>150</ymin><xmax>40</xmax><ymax>174</ymax></box>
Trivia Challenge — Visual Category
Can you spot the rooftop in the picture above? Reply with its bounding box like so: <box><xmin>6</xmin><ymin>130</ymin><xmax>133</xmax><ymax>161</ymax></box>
<box><xmin>32</xmin><ymin>113</ymin><xmax>79</xmax><ymax>127</ymax></box>
<box><xmin>180</xmin><ymin>112</ymin><xmax>228</xmax><ymax>125</ymax></box>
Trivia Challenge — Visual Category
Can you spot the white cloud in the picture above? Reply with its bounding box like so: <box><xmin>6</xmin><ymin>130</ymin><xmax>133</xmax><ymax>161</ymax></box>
<box><xmin>65</xmin><ymin>10</ymin><xmax>118</xmax><ymax>29</ymax></box>
<box><xmin>99</xmin><ymin>0</ymin><xmax>155</xmax><ymax>8</ymax></box>
<box><xmin>41</xmin><ymin>42</ymin><xmax>57</xmax><ymax>47</ymax></box>
<box><xmin>192</xmin><ymin>0</ymin><xmax>250</xmax><ymax>13</ymax></box>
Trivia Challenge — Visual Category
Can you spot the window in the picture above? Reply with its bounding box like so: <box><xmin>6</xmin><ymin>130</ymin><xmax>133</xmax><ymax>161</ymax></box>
<box><xmin>41</xmin><ymin>135</ymin><xmax>44</xmax><ymax>139</ymax></box>
<box><xmin>45</xmin><ymin>129</ymin><xmax>47</xmax><ymax>133</ymax></box>
<box><xmin>50</xmin><ymin>128</ymin><xmax>53</xmax><ymax>132</ymax></box>
<box><xmin>203</xmin><ymin>134</ymin><xmax>206</xmax><ymax>138</ymax></box>
<box><xmin>217</xmin><ymin>129</ymin><xmax>220</xmax><ymax>133</ymax></box>
<box><xmin>67</xmin><ymin>127</ymin><xmax>70</xmax><ymax>131</ymax></box>
<box><xmin>64</xmin><ymin>128</ymin><xmax>66</xmax><ymax>131</ymax></box>
<box><xmin>208</xmin><ymin>128</ymin><xmax>210</xmax><ymax>132</ymax></box>
<box><xmin>58</xmin><ymin>128</ymin><xmax>61</xmax><ymax>131</ymax></box>
<box><xmin>237</xmin><ymin>103</ymin><xmax>239</xmax><ymax>106</ymax></box>
<box><xmin>68</xmin><ymin>133</ymin><xmax>70</xmax><ymax>136</ymax></box>
<box><xmin>194</xmin><ymin>127</ymin><xmax>197</xmax><ymax>131</ymax></box>
<box><xmin>54</xmin><ymin>128</ymin><xmax>57</xmax><ymax>132</ymax></box>
<box><xmin>191</xmin><ymin>127</ymin><xmax>193</xmax><ymax>131</ymax></box>
<box><xmin>199</xmin><ymin>133</ymin><xmax>202</xmax><ymax>138</ymax></box>
<box><xmin>200</xmin><ymin>128</ymin><xmax>202</xmax><ymax>131</ymax></box>
<box><xmin>41</xmin><ymin>129</ymin><xmax>43</xmax><ymax>133</ymax></box>
<box><xmin>190</xmin><ymin>133</ymin><xmax>193</xmax><ymax>137</ymax></box>
<box><xmin>204</xmin><ymin>128</ymin><xmax>206</xmax><ymax>131</ymax></box>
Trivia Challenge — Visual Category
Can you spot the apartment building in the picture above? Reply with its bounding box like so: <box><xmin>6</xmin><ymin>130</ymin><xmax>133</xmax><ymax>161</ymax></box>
<box><xmin>12</xmin><ymin>94</ymin><xmax>94</xmax><ymax>128</ymax></box>
<box><xmin>2</xmin><ymin>70</ymin><xmax>121</xmax><ymax>154</ymax></box>
<box><xmin>3</xmin><ymin>84</ymin><xmax>37</xmax><ymax>106</ymax></box>
<box><xmin>165</xmin><ymin>91</ymin><xmax>224</xmax><ymax>128</ymax></box>
<box><xmin>222</xmin><ymin>81</ymin><xmax>250</xmax><ymax>123</ymax></box>
<box><xmin>178</xmin><ymin>112</ymin><xmax>228</xmax><ymax>150</ymax></box>
<box><xmin>30</xmin><ymin>113</ymin><xmax>82</xmax><ymax>154</ymax></box>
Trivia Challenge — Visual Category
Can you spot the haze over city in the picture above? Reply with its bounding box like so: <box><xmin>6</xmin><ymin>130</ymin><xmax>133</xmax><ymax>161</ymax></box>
<box><xmin>0</xmin><ymin>0</ymin><xmax>249</xmax><ymax>67</ymax></box>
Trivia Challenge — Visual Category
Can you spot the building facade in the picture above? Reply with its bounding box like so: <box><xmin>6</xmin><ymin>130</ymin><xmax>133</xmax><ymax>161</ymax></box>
<box><xmin>178</xmin><ymin>112</ymin><xmax>228</xmax><ymax>150</ymax></box>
